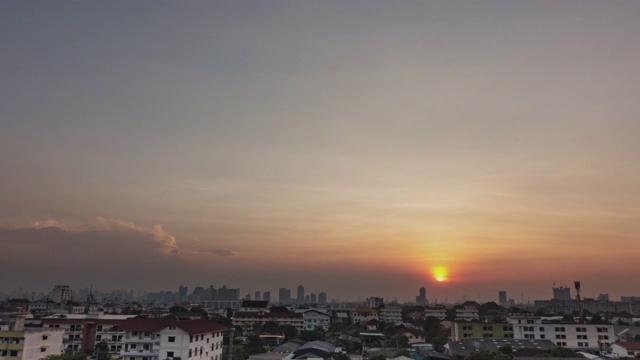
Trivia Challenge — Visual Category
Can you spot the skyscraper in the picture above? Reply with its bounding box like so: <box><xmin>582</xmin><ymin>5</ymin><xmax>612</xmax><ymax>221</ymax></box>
<box><xmin>297</xmin><ymin>285</ymin><xmax>305</xmax><ymax>304</ymax></box>
<box><xmin>498</xmin><ymin>291</ymin><xmax>507</xmax><ymax>305</ymax></box>
<box><xmin>255</xmin><ymin>291</ymin><xmax>261</xmax><ymax>301</ymax></box>
<box><xmin>279</xmin><ymin>288</ymin><xmax>291</xmax><ymax>304</ymax></box>
<box><xmin>263</xmin><ymin>291</ymin><xmax>271</xmax><ymax>302</ymax></box>
<box><xmin>310</xmin><ymin>293</ymin><xmax>317</xmax><ymax>303</ymax></box>
<box><xmin>318</xmin><ymin>292</ymin><xmax>327</xmax><ymax>305</ymax></box>
<box><xmin>178</xmin><ymin>285</ymin><xmax>188</xmax><ymax>297</ymax></box>
<box><xmin>416</xmin><ymin>287</ymin><xmax>427</xmax><ymax>305</ymax></box>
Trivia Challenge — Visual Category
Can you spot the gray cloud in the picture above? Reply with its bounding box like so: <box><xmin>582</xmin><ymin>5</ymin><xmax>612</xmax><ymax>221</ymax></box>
<box><xmin>195</xmin><ymin>249</ymin><xmax>238</xmax><ymax>257</ymax></box>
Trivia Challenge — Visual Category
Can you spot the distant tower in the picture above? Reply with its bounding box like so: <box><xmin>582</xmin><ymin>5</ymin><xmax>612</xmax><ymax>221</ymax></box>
<box><xmin>263</xmin><ymin>291</ymin><xmax>271</xmax><ymax>302</ymax></box>
<box><xmin>498</xmin><ymin>291</ymin><xmax>507</xmax><ymax>305</ymax></box>
<box><xmin>310</xmin><ymin>293</ymin><xmax>317</xmax><ymax>303</ymax></box>
<box><xmin>297</xmin><ymin>285</ymin><xmax>305</xmax><ymax>304</ymax></box>
<box><xmin>416</xmin><ymin>287</ymin><xmax>427</xmax><ymax>305</ymax></box>
<box><xmin>552</xmin><ymin>286</ymin><xmax>571</xmax><ymax>300</ymax></box>
<box><xmin>574</xmin><ymin>281</ymin><xmax>581</xmax><ymax>301</ymax></box>
<box><xmin>255</xmin><ymin>291</ymin><xmax>261</xmax><ymax>301</ymax></box>
<box><xmin>318</xmin><ymin>292</ymin><xmax>327</xmax><ymax>305</ymax></box>
<box><xmin>278</xmin><ymin>288</ymin><xmax>291</xmax><ymax>304</ymax></box>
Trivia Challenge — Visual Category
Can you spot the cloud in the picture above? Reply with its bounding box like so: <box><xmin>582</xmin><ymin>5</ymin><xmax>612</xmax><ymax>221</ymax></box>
<box><xmin>195</xmin><ymin>249</ymin><xmax>237</xmax><ymax>257</ymax></box>
<box><xmin>94</xmin><ymin>217</ymin><xmax>179</xmax><ymax>256</ymax></box>
<box><xmin>32</xmin><ymin>219</ymin><xmax>59</xmax><ymax>228</ymax></box>
<box><xmin>0</xmin><ymin>218</ymin><xmax>187</xmax><ymax>290</ymax></box>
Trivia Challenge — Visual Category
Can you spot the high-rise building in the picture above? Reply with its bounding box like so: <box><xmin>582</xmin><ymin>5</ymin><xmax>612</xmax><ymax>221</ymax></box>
<box><xmin>279</xmin><ymin>288</ymin><xmax>291</xmax><ymax>304</ymax></box>
<box><xmin>552</xmin><ymin>286</ymin><xmax>571</xmax><ymax>300</ymax></box>
<box><xmin>310</xmin><ymin>293</ymin><xmax>317</xmax><ymax>303</ymax></box>
<box><xmin>51</xmin><ymin>285</ymin><xmax>72</xmax><ymax>304</ymax></box>
<box><xmin>499</xmin><ymin>291</ymin><xmax>507</xmax><ymax>305</ymax></box>
<box><xmin>297</xmin><ymin>285</ymin><xmax>305</xmax><ymax>304</ymax></box>
<box><xmin>318</xmin><ymin>292</ymin><xmax>327</xmax><ymax>305</ymax></box>
<box><xmin>416</xmin><ymin>287</ymin><xmax>427</xmax><ymax>305</ymax></box>
<box><xmin>263</xmin><ymin>291</ymin><xmax>271</xmax><ymax>302</ymax></box>
<box><xmin>178</xmin><ymin>285</ymin><xmax>188</xmax><ymax>297</ymax></box>
<box><xmin>255</xmin><ymin>291</ymin><xmax>261</xmax><ymax>301</ymax></box>
<box><xmin>366</xmin><ymin>297</ymin><xmax>384</xmax><ymax>308</ymax></box>
<box><xmin>216</xmin><ymin>286</ymin><xmax>240</xmax><ymax>300</ymax></box>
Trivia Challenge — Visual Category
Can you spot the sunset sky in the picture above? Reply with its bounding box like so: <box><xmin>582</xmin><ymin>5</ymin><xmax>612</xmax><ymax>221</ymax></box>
<box><xmin>1</xmin><ymin>1</ymin><xmax>639</xmax><ymax>303</ymax></box>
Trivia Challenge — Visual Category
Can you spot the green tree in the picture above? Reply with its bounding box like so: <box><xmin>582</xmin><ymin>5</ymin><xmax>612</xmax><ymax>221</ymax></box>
<box><xmin>464</xmin><ymin>351</ymin><xmax>512</xmax><ymax>360</ymax></box>
<box><xmin>44</xmin><ymin>354</ymin><xmax>89</xmax><ymax>360</ymax></box>
<box><xmin>369</xmin><ymin>356</ymin><xmax>387</xmax><ymax>360</ymax></box>
<box><xmin>261</xmin><ymin>321</ymin><xmax>281</xmax><ymax>334</ymax></box>
<box><xmin>325</xmin><ymin>353</ymin><xmax>350</xmax><ymax>360</ymax></box>
<box><xmin>94</xmin><ymin>341</ymin><xmax>110</xmax><ymax>360</ymax></box>
<box><xmin>300</xmin><ymin>329</ymin><xmax>325</xmax><ymax>341</ymax></box>
<box><xmin>547</xmin><ymin>347</ymin><xmax>584</xmax><ymax>358</ymax></box>
<box><xmin>497</xmin><ymin>345</ymin><xmax>512</xmax><ymax>355</ymax></box>
<box><xmin>245</xmin><ymin>335</ymin><xmax>266</xmax><ymax>355</ymax></box>
<box><xmin>281</xmin><ymin>324</ymin><xmax>298</xmax><ymax>338</ymax></box>
<box><xmin>589</xmin><ymin>315</ymin><xmax>604</xmax><ymax>324</ymax></box>
<box><xmin>423</xmin><ymin>316</ymin><xmax>449</xmax><ymax>346</ymax></box>
<box><xmin>395</xmin><ymin>335</ymin><xmax>409</xmax><ymax>348</ymax></box>
<box><xmin>394</xmin><ymin>349</ymin><xmax>411</xmax><ymax>357</ymax></box>
<box><xmin>269</xmin><ymin>306</ymin><xmax>290</xmax><ymax>313</ymax></box>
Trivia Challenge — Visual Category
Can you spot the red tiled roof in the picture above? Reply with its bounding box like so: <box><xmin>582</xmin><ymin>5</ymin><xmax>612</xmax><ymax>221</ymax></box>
<box><xmin>120</xmin><ymin>317</ymin><xmax>174</xmax><ymax>332</ymax></box>
<box><xmin>119</xmin><ymin>316</ymin><xmax>227</xmax><ymax>335</ymax></box>
<box><xmin>353</xmin><ymin>307</ymin><xmax>377</xmax><ymax>313</ymax></box>
<box><xmin>615</xmin><ymin>342</ymin><xmax>640</xmax><ymax>351</ymax></box>
<box><xmin>175</xmin><ymin>319</ymin><xmax>227</xmax><ymax>335</ymax></box>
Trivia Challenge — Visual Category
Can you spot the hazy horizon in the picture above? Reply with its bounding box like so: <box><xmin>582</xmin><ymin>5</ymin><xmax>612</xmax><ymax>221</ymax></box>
<box><xmin>2</xmin><ymin>1</ymin><xmax>640</xmax><ymax>303</ymax></box>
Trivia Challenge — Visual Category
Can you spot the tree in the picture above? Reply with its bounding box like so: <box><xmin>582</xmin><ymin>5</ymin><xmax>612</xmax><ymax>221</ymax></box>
<box><xmin>325</xmin><ymin>353</ymin><xmax>350</xmax><ymax>360</ymax></box>
<box><xmin>369</xmin><ymin>356</ymin><xmax>387</xmax><ymax>360</ymax></box>
<box><xmin>300</xmin><ymin>329</ymin><xmax>325</xmax><ymax>342</ymax></box>
<box><xmin>498</xmin><ymin>345</ymin><xmax>513</xmax><ymax>355</ymax></box>
<box><xmin>394</xmin><ymin>349</ymin><xmax>411</xmax><ymax>357</ymax></box>
<box><xmin>269</xmin><ymin>306</ymin><xmax>290</xmax><ymax>313</ymax></box>
<box><xmin>393</xmin><ymin>335</ymin><xmax>409</xmax><ymax>349</ymax></box>
<box><xmin>547</xmin><ymin>347</ymin><xmax>584</xmax><ymax>358</ymax></box>
<box><xmin>589</xmin><ymin>315</ymin><xmax>604</xmax><ymax>324</ymax></box>
<box><xmin>329</xmin><ymin>321</ymin><xmax>345</xmax><ymax>335</ymax></box>
<box><xmin>464</xmin><ymin>351</ymin><xmax>512</xmax><ymax>360</ymax></box>
<box><xmin>245</xmin><ymin>335</ymin><xmax>266</xmax><ymax>355</ymax></box>
<box><xmin>423</xmin><ymin>316</ymin><xmax>449</xmax><ymax>346</ymax></box>
<box><xmin>44</xmin><ymin>354</ymin><xmax>89</xmax><ymax>360</ymax></box>
<box><xmin>169</xmin><ymin>306</ymin><xmax>189</xmax><ymax>314</ymax></box>
<box><xmin>261</xmin><ymin>321</ymin><xmax>281</xmax><ymax>334</ymax></box>
<box><xmin>281</xmin><ymin>325</ymin><xmax>298</xmax><ymax>339</ymax></box>
<box><xmin>94</xmin><ymin>341</ymin><xmax>109</xmax><ymax>360</ymax></box>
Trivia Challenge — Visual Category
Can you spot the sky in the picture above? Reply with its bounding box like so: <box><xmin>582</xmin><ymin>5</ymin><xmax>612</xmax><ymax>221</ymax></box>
<box><xmin>1</xmin><ymin>1</ymin><xmax>640</xmax><ymax>303</ymax></box>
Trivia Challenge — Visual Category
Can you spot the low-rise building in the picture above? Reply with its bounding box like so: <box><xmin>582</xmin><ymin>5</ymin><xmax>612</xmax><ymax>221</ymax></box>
<box><xmin>450</xmin><ymin>322</ymin><xmax>513</xmax><ymax>340</ymax></box>
<box><xmin>1</xmin><ymin>313</ymin><xmax>65</xmax><ymax>360</ymax></box>
<box><xmin>119</xmin><ymin>317</ymin><xmax>226</xmax><ymax>360</ymax></box>
<box><xmin>232</xmin><ymin>312</ymin><xmax>303</xmax><ymax>332</ymax></box>
<box><xmin>455</xmin><ymin>306</ymin><xmax>479</xmax><ymax>322</ymax></box>
<box><xmin>611</xmin><ymin>342</ymin><xmax>640</xmax><ymax>357</ymax></box>
<box><xmin>380</xmin><ymin>306</ymin><xmax>402</xmax><ymax>326</ymax></box>
<box><xmin>351</xmin><ymin>307</ymin><xmax>378</xmax><ymax>326</ymax></box>
<box><xmin>424</xmin><ymin>305</ymin><xmax>447</xmax><ymax>321</ymax></box>
<box><xmin>302</xmin><ymin>310</ymin><xmax>331</xmax><ymax>331</ymax></box>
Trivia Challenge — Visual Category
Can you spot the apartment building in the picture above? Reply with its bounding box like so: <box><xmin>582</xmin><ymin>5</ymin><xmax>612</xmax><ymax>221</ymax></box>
<box><xmin>120</xmin><ymin>317</ymin><xmax>226</xmax><ymax>360</ymax></box>
<box><xmin>301</xmin><ymin>310</ymin><xmax>331</xmax><ymax>331</ymax></box>
<box><xmin>379</xmin><ymin>306</ymin><xmax>402</xmax><ymax>325</ymax></box>
<box><xmin>1</xmin><ymin>313</ymin><xmax>64</xmax><ymax>360</ymax></box>
<box><xmin>231</xmin><ymin>312</ymin><xmax>303</xmax><ymax>332</ymax></box>
<box><xmin>450</xmin><ymin>322</ymin><xmax>514</xmax><ymax>340</ymax></box>
<box><xmin>508</xmin><ymin>313</ymin><xmax>614</xmax><ymax>349</ymax></box>
<box><xmin>351</xmin><ymin>307</ymin><xmax>378</xmax><ymax>325</ymax></box>
<box><xmin>42</xmin><ymin>312</ymin><xmax>136</xmax><ymax>353</ymax></box>
<box><xmin>424</xmin><ymin>305</ymin><xmax>447</xmax><ymax>320</ymax></box>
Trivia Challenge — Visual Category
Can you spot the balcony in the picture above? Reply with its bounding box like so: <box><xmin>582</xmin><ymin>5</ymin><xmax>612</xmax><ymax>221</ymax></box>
<box><xmin>120</xmin><ymin>350</ymin><xmax>159</xmax><ymax>357</ymax></box>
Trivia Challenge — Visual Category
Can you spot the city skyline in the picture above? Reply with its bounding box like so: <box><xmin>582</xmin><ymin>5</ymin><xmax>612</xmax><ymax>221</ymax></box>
<box><xmin>1</xmin><ymin>1</ymin><xmax>640</xmax><ymax>301</ymax></box>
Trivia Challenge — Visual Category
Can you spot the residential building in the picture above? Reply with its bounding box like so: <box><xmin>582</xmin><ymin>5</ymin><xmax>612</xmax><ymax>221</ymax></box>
<box><xmin>309</xmin><ymin>294</ymin><xmax>317</xmax><ymax>304</ymax></box>
<box><xmin>42</xmin><ymin>311</ymin><xmax>136</xmax><ymax>353</ymax></box>
<box><xmin>239</xmin><ymin>301</ymin><xmax>268</xmax><ymax>314</ymax></box>
<box><xmin>254</xmin><ymin>292</ymin><xmax>261</xmax><ymax>301</ymax></box>
<box><xmin>396</xmin><ymin>329</ymin><xmax>425</xmax><ymax>344</ymax></box>
<box><xmin>351</xmin><ymin>308</ymin><xmax>378</xmax><ymax>325</ymax></box>
<box><xmin>263</xmin><ymin>292</ymin><xmax>270</xmax><ymax>303</ymax></box>
<box><xmin>232</xmin><ymin>312</ymin><xmax>303</xmax><ymax>332</ymax></box>
<box><xmin>302</xmin><ymin>310</ymin><xmax>331</xmax><ymax>331</ymax></box>
<box><xmin>446</xmin><ymin>339</ymin><xmax>557</xmax><ymax>358</ymax></box>
<box><xmin>379</xmin><ymin>306</ymin><xmax>402</xmax><ymax>325</ymax></box>
<box><xmin>199</xmin><ymin>300</ymin><xmax>241</xmax><ymax>311</ymax></box>
<box><xmin>508</xmin><ymin>313</ymin><xmax>614</xmax><ymax>349</ymax></box>
<box><xmin>455</xmin><ymin>306</ymin><xmax>479</xmax><ymax>321</ymax></box>
<box><xmin>611</xmin><ymin>342</ymin><xmax>640</xmax><ymax>357</ymax></box>
<box><xmin>365</xmin><ymin>297</ymin><xmax>383</xmax><ymax>309</ymax></box>
<box><xmin>51</xmin><ymin>286</ymin><xmax>72</xmax><ymax>305</ymax></box>
<box><xmin>214</xmin><ymin>286</ymin><xmax>240</xmax><ymax>301</ymax></box>
<box><xmin>1</xmin><ymin>313</ymin><xmax>65</xmax><ymax>360</ymax></box>
<box><xmin>450</xmin><ymin>322</ymin><xmax>513</xmax><ymax>340</ymax></box>
<box><xmin>119</xmin><ymin>317</ymin><xmax>226</xmax><ymax>360</ymax></box>
<box><xmin>424</xmin><ymin>305</ymin><xmax>447</xmax><ymax>320</ymax></box>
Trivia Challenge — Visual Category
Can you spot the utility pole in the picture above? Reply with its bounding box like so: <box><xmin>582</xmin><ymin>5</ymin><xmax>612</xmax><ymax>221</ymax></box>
<box><xmin>228</xmin><ymin>327</ymin><xmax>234</xmax><ymax>360</ymax></box>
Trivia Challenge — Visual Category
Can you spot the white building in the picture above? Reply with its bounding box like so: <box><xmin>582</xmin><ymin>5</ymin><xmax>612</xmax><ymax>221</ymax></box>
<box><xmin>302</xmin><ymin>310</ymin><xmax>331</xmax><ymax>331</ymax></box>
<box><xmin>1</xmin><ymin>313</ymin><xmax>65</xmax><ymax>360</ymax></box>
<box><xmin>51</xmin><ymin>286</ymin><xmax>72</xmax><ymax>304</ymax></box>
<box><xmin>232</xmin><ymin>312</ymin><xmax>303</xmax><ymax>332</ymax></box>
<box><xmin>425</xmin><ymin>305</ymin><xmax>447</xmax><ymax>320</ymax></box>
<box><xmin>508</xmin><ymin>313</ymin><xmax>614</xmax><ymax>349</ymax></box>
<box><xmin>120</xmin><ymin>317</ymin><xmax>226</xmax><ymax>360</ymax></box>
<box><xmin>455</xmin><ymin>306</ymin><xmax>479</xmax><ymax>321</ymax></box>
<box><xmin>611</xmin><ymin>342</ymin><xmax>640</xmax><ymax>357</ymax></box>
<box><xmin>351</xmin><ymin>307</ymin><xmax>378</xmax><ymax>325</ymax></box>
<box><xmin>380</xmin><ymin>306</ymin><xmax>402</xmax><ymax>325</ymax></box>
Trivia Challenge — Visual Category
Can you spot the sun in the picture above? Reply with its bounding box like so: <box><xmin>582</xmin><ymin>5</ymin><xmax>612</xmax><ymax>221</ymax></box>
<box><xmin>432</xmin><ymin>266</ymin><xmax>448</xmax><ymax>282</ymax></box>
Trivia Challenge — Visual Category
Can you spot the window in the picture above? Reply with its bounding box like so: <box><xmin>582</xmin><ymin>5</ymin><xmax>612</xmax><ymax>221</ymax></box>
<box><xmin>555</xmin><ymin>327</ymin><xmax>565</xmax><ymax>332</ymax></box>
<box><xmin>524</xmin><ymin>334</ymin><xmax>534</xmax><ymax>339</ymax></box>
<box><xmin>96</xmin><ymin>335</ymin><xmax>102</xmax><ymax>341</ymax></box>
<box><xmin>190</xmin><ymin>336</ymin><xmax>193</xmax><ymax>343</ymax></box>
<box><xmin>555</xmin><ymin>335</ymin><xmax>566</xmax><ymax>339</ymax></box>
<box><xmin>526</xmin><ymin>320</ymin><xmax>534</xmax><ymax>324</ymax></box>
<box><xmin>503</xmin><ymin>326</ymin><xmax>512</xmax><ymax>331</ymax></box>
<box><xmin>483</xmin><ymin>334</ymin><xmax>493</xmax><ymax>338</ymax></box>
<box><xmin>462</xmin><ymin>326</ymin><xmax>473</xmax><ymax>331</ymax></box>
<box><xmin>189</xmin><ymin>350</ymin><xmax>192</xmax><ymax>358</ymax></box>
<box><xmin>10</xmin><ymin>351</ymin><xmax>19</xmax><ymax>356</ymax></box>
<box><xmin>483</xmin><ymin>326</ymin><xmax>493</xmax><ymax>331</ymax></box>
<box><xmin>168</xmin><ymin>337</ymin><xmax>176</xmax><ymax>343</ymax></box>
<box><xmin>97</xmin><ymin>326</ymin><xmax>103</xmax><ymax>331</ymax></box>
<box><xmin>539</xmin><ymin>327</ymin><xmax>545</xmax><ymax>332</ymax></box>
<box><xmin>576</xmin><ymin>327</ymin><xmax>586</xmax><ymax>332</ymax></box>
<box><xmin>41</xmin><ymin>347</ymin><xmax>47</xmax><ymax>352</ymax></box>
<box><xmin>524</xmin><ymin>326</ymin><xmax>534</xmax><ymax>332</ymax></box>
<box><xmin>169</xmin><ymin>325</ymin><xmax>176</xmax><ymax>330</ymax></box>
<box><xmin>558</xmin><ymin>342</ymin><xmax>566</xmax><ymax>347</ymax></box>
<box><xmin>132</xmin><ymin>331</ymin><xmax>138</xmax><ymax>336</ymax></box>
<box><xmin>167</xmin><ymin>352</ymin><xmax>174</xmax><ymax>358</ymax></box>
<box><xmin>577</xmin><ymin>335</ymin><xmax>587</xmax><ymax>340</ymax></box>
<box><xmin>540</xmin><ymin>335</ymin><xmax>545</xmax><ymax>339</ymax></box>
